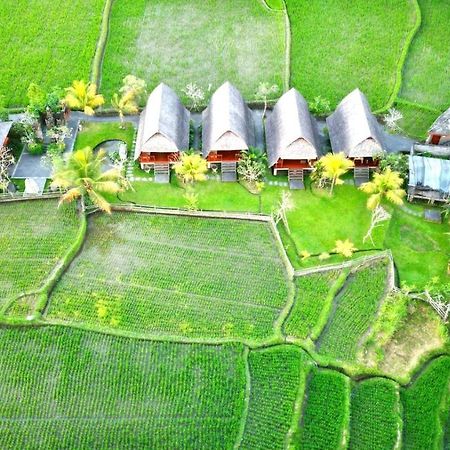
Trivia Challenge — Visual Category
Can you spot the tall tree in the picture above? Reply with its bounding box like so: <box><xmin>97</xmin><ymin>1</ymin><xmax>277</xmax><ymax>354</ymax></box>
<box><xmin>111</xmin><ymin>91</ymin><xmax>139</xmax><ymax>129</ymax></box>
<box><xmin>64</xmin><ymin>80</ymin><xmax>104</xmax><ymax>116</ymax></box>
<box><xmin>51</xmin><ymin>147</ymin><xmax>128</xmax><ymax>213</ymax></box>
<box><xmin>316</xmin><ymin>152</ymin><xmax>354</xmax><ymax>194</ymax></box>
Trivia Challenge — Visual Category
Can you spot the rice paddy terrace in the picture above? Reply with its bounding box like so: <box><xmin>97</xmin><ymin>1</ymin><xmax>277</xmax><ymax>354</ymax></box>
<box><xmin>0</xmin><ymin>199</ymin><xmax>449</xmax><ymax>449</ymax></box>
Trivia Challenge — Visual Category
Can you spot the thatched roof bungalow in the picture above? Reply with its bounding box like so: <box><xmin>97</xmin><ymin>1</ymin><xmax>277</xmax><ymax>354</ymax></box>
<box><xmin>0</xmin><ymin>121</ymin><xmax>13</xmax><ymax>147</ymax></box>
<box><xmin>427</xmin><ymin>107</ymin><xmax>450</xmax><ymax>145</ymax></box>
<box><xmin>202</xmin><ymin>82</ymin><xmax>255</xmax><ymax>180</ymax></box>
<box><xmin>266</xmin><ymin>88</ymin><xmax>320</xmax><ymax>173</ymax></box>
<box><xmin>326</xmin><ymin>89</ymin><xmax>384</xmax><ymax>167</ymax></box>
<box><xmin>134</xmin><ymin>83</ymin><xmax>190</xmax><ymax>173</ymax></box>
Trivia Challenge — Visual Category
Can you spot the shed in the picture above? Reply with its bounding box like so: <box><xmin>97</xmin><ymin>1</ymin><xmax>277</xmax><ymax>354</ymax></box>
<box><xmin>202</xmin><ymin>82</ymin><xmax>255</xmax><ymax>181</ymax></box>
<box><xmin>135</xmin><ymin>83</ymin><xmax>190</xmax><ymax>182</ymax></box>
<box><xmin>427</xmin><ymin>107</ymin><xmax>450</xmax><ymax>145</ymax></box>
<box><xmin>0</xmin><ymin>121</ymin><xmax>13</xmax><ymax>147</ymax></box>
<box><xmin>408</xmin><ymin>155</ymin><xmax>450</xmax><ymax>203</ymax></box>
<box><xmin>266</xmin><ymin>88</ymin><xmax>320</xmax><ymax>188</ymax></box>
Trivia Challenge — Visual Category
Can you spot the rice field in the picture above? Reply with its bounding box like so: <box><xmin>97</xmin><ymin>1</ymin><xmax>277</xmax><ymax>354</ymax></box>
<box><xmin>0</xmin><ymin>200</ymin><xmax>80</xmax><ymax>311</ymax></box>
<box><xmin>399</xmin><ymin>0</ymin><xmax>450</xmax><ymax>110</ymax></box>
<box><xmin>100</xmin><ymin>0</ymin><xmax>285</xmax><ymax>103</ymax></box>
<box><xmin>283</xmin><ymin>269</ymin><xmax>344</xmax><ymax>341</ymax></box>
<box><xmin>298</xmin><ymin>369</ymin><xmax>351</xmax><ymax>449</ymax></box>
<box><xmin>285</xmin><ymin>0</ymin><xmax>417</xmax><ymax>110</ymax></box>
<box><xmin>0</xmin><ymin>0</ymin><xmax>105</xmax><ymax>107</ymax></box>
<box><xmin>0</xmin><ymin>326</ymin><xmax>246</xmax><ymax>449</ymax></box>
<box><xmin>240</xmin><ymin>346</ymin><xmax>310</xmax><ymax>449</ymax></box>
<box><xmin>349</xmin><ymin>378</ymin><xmax>401</xmax><ymax>450</ymax></box>
<box><xmin>317</xmin><ymin>259</ymin><xmax>389</xmax><ymax>362</ymax></box>
<box><xmin>46</xmin><ymin>212</ymin><xmax>289</xmax><ymax>341</ymax></box>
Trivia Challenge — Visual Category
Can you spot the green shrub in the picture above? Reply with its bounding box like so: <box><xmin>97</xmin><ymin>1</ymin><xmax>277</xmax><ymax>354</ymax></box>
<box><xmin>27</xmin><ymin>141</ymin><xmax>45</xmax><ymax>155</ymax></box>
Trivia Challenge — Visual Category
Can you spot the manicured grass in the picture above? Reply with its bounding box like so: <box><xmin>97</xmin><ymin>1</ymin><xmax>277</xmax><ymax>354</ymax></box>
<box><xmin>285</xmin><ymin>0</ymin><xmax>416</xmax><ymax>110</ymax></box>
<box><xmin>400</xmin><ymin>0</ymin><xmax>450</xmax><ymax>110</ymax></box>
<box><xmin>74</xmin><ymin>121</ymin><xmax>135</xmax><ymax>152</ymax></box>
<box><xmin>384</xmin><ymin>206</ymin><xmax>450</xmax><ymax>289</ymax></box>
<box><xmin>0</xmin><ymin>0</ymin><xmax>105</xmax><ymax>107</ymax></box>
<box><xmin>101</xmin><ymin>0</ymin><xmax>285</xmax><ymax>103</ymax></box>
<box><xmin>0</xmin><ymin>200</ymin><xmax>80</xmax><ymax>309</ymax></box>
<box><xmin>401</xmin><ymin>356</ymin><xmax>450</xmax><ymax>450</ymax></box>
<box><xmin>0</xmin><ymin>326</ymin><xmax>246</xmax><ymax>448</ymax></box>
<box><xmin>240</xmin><ymin>346</ymin><xmax>310</xmax><ymax>449</ymax></box>
<box><xmin>318</xmin><ymin>259</ymin><xmax>389</xmax><ymax>363</ymax></box>
<box><xmin>283</xmin><ymin>270</ymin><xmax>344</xmax><ymax>341</ymax></box>
<box><xmin>46</xmin><ymin>212</ymin><xmax>289</xmax><ymax>342</ymax></box>
<box><xmin>298</xmin><ymin>369</ymin><xmax>350</xmax><ymax>450</ymax></box>
<box><xmin>115</xmin><ymin>180</ymin><xmax>388</xmax><ymax>262</ymax></box>
<box><xmin>349</xmin><ymin>378</ymin><xmax>401</xmax><ymax>450</ymax></box>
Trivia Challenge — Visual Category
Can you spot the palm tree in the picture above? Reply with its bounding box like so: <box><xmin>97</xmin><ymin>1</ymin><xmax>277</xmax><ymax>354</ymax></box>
<box><xmin>317</xmin><ymin>152</ymin><xmax>354</xmax><ymax>194</ymax></box>
<box><xmin>64</xmin><ymin>80</ymin><xmax>104</xmax><ymax>116</ymax></box>
<box><xmin>111</xmin><ymin>91</ymin><xmax>139</xmax><ymax>129</ymax></box>
<box><xmin>359</xmin><ymin>168</ymin><xmax>406</xmax><ymax>210</ymax></box>
<box><xmin>51</xmin><ymin>147</ymin><xmax>128</xmax><ymax>213</ymax></box>
<box><xmin>333</xmin><ymin>239</ymin><xmax>357</xmax><ymax>258</ymax></box>
<box><xmin>174</xmin><ymin>152</ymin><xmax>208</xmax><ymax>184</ymax></box>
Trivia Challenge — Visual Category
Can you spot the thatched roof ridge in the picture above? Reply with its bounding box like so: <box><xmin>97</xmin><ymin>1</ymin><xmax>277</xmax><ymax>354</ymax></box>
<box><xmin>0</xmin><ymin>121</ymin><xmax>13</xmax><ymax>145</ymax></box>
<box><xmin>326</xmin><ymin>89</ymin><xmax>383</xmax><ymax>158</ymax></box>
<box><xmin>266</xmin><ymin>88</ymin><xmax>320</xmax><ymax>167</ymax></box>
<box><xmin>409</xmin><ymin>155</ymin><xmax>450</xmax><ymax>194</ymax></box>
<box><xmin>134</xmin><ymin>83</ymin><xmax>190</xmax><ymax>160</ymax></box>
<box><xmin>429</xmin><ymin>107</ymin><xmax>450</xmax><ymax>135</ymax></box>
<box><xmin>202</xmin><ymin>82</ymin><xmax>255</xmax><ymax>157</ymax></box>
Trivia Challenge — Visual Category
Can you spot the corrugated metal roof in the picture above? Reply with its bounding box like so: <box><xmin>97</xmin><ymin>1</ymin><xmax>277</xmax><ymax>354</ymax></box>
<box><xmin>429</xmin><ymin>107</ymin><xmax>450</xmax><ymax>135</ymax></box>
<box><xmin>409</xmin><ymin>155</ymin><xmax>450</xmax><ymax>194</ymax></box>
<box><xmin>0</xmin><ymin>121</ymin><xmax>13</xmax><ymax>145</ymax></box>
<box><xmin>265</xmin><ymin>88</ymin><xmax>320</xmax><ymax>167</ymax></box>
<box><xmin>134</xmin><ymin>83</ymin><xmax>190</xmax><ymax>160</ymax></box>
<box><xmin>326</xmin><ymin>89</ymin><xmax>383</xmax><ymax>158</ymax></box>
<box><xmin>202</xmin><ymin>82</ymin><xmax>255</xmax><ymax>157</ymax></box>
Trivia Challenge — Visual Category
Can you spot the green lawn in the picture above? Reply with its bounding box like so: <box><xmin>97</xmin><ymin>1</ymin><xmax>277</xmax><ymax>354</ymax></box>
<box><xmin>46</xmin><ymin>212</ymin><xmax>289</xmax><ymax>342</ymax></box>
<box><xmin>395</xmin><ymin>100</ymin><xmax>440</xmax><ymax>139</ymax></box>
<box><xmin>384</xmin><ymin>206</ymin><xmax>450</xmax><ymax>288</ymax></box>
<box><xmin>0</xmin><ymin>0</ymin><xmax>105</xmax><ymax>107</ymax></box>
<box><xmin>399</xmin><ymin>0</ymin><xmax>450</xmax><ymax>110</ymax></box>
<box><xmin>0</xmin><ymin>200</ymin><xmax>80</xmax><ymax>310</ymax></box>
<box><xmin>74</xmin><ymin>121</ymin><xmax>135</xmax><ymax>152</ymax></box>
<box><xmin>0</xmin><ymin>326</ymin><xmax>246</xmax><ymax>449</ymax></box>
<box><xmin>285</xmin><ymin>0</ymin><xmax>417</xmax><ymax>110</ymax></box>
<box><xmin>100</xmin><ymin>0</ymin><xmax>285</xmax><ymax>103</ymax></box>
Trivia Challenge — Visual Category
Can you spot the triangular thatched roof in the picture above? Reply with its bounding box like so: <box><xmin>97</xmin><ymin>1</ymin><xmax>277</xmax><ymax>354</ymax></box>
<box><xmin>326</xmin><ymin>89</ymin><xmax>383</xmax><ymax>158</ymax></box>
<box><xmin>429</xmin><ymin>107</ymin><xmax>450</xmax><ymax>135</ymax></box>
<box><xmin>266</xmin><ymin>88</ymin><xmax>320</xmax><ymax>167</ymax></box>
<box><xmin>134</xmin><ymin>83</ymin><xmax>190</xmax><ymax>160</ymax></box>
<box><xmin>202</xmin><ymin>82</ymin><xmax>255</xmax><ymax>157</ymax></box>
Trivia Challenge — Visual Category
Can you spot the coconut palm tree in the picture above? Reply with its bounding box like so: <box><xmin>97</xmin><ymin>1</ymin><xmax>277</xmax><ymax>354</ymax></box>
<box><xmin>174</xmin><ymin>152</ymin><xmax>208</xmax><ymax>184</ymax></box>
<box><xmin>111</xmin><ymin>90</ymin><xmax>139</xmax><ymax>129</ymax></box>
<box><xmin>359</xmin><ymin>168</ymin><xmax>406</xmax><ymax>210</ymax></box>
<box><xmin>51</xmin><ymin>147</ymin><xmax>128</xmax><ymax>213</ymax></box>
<box><xmin>333</xmin><ymin>239</ymin><xmax>357</xmax><ymax>258</ymax></box>
<box><xmin>317</xmin><ymin>152</ymin><xmax>354</xmax><ymax>194</ymax></box>
<box><xmin>64</xmin><ymin>80</ymin><xmax>104</xmax><ymax>116</ymax></box>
